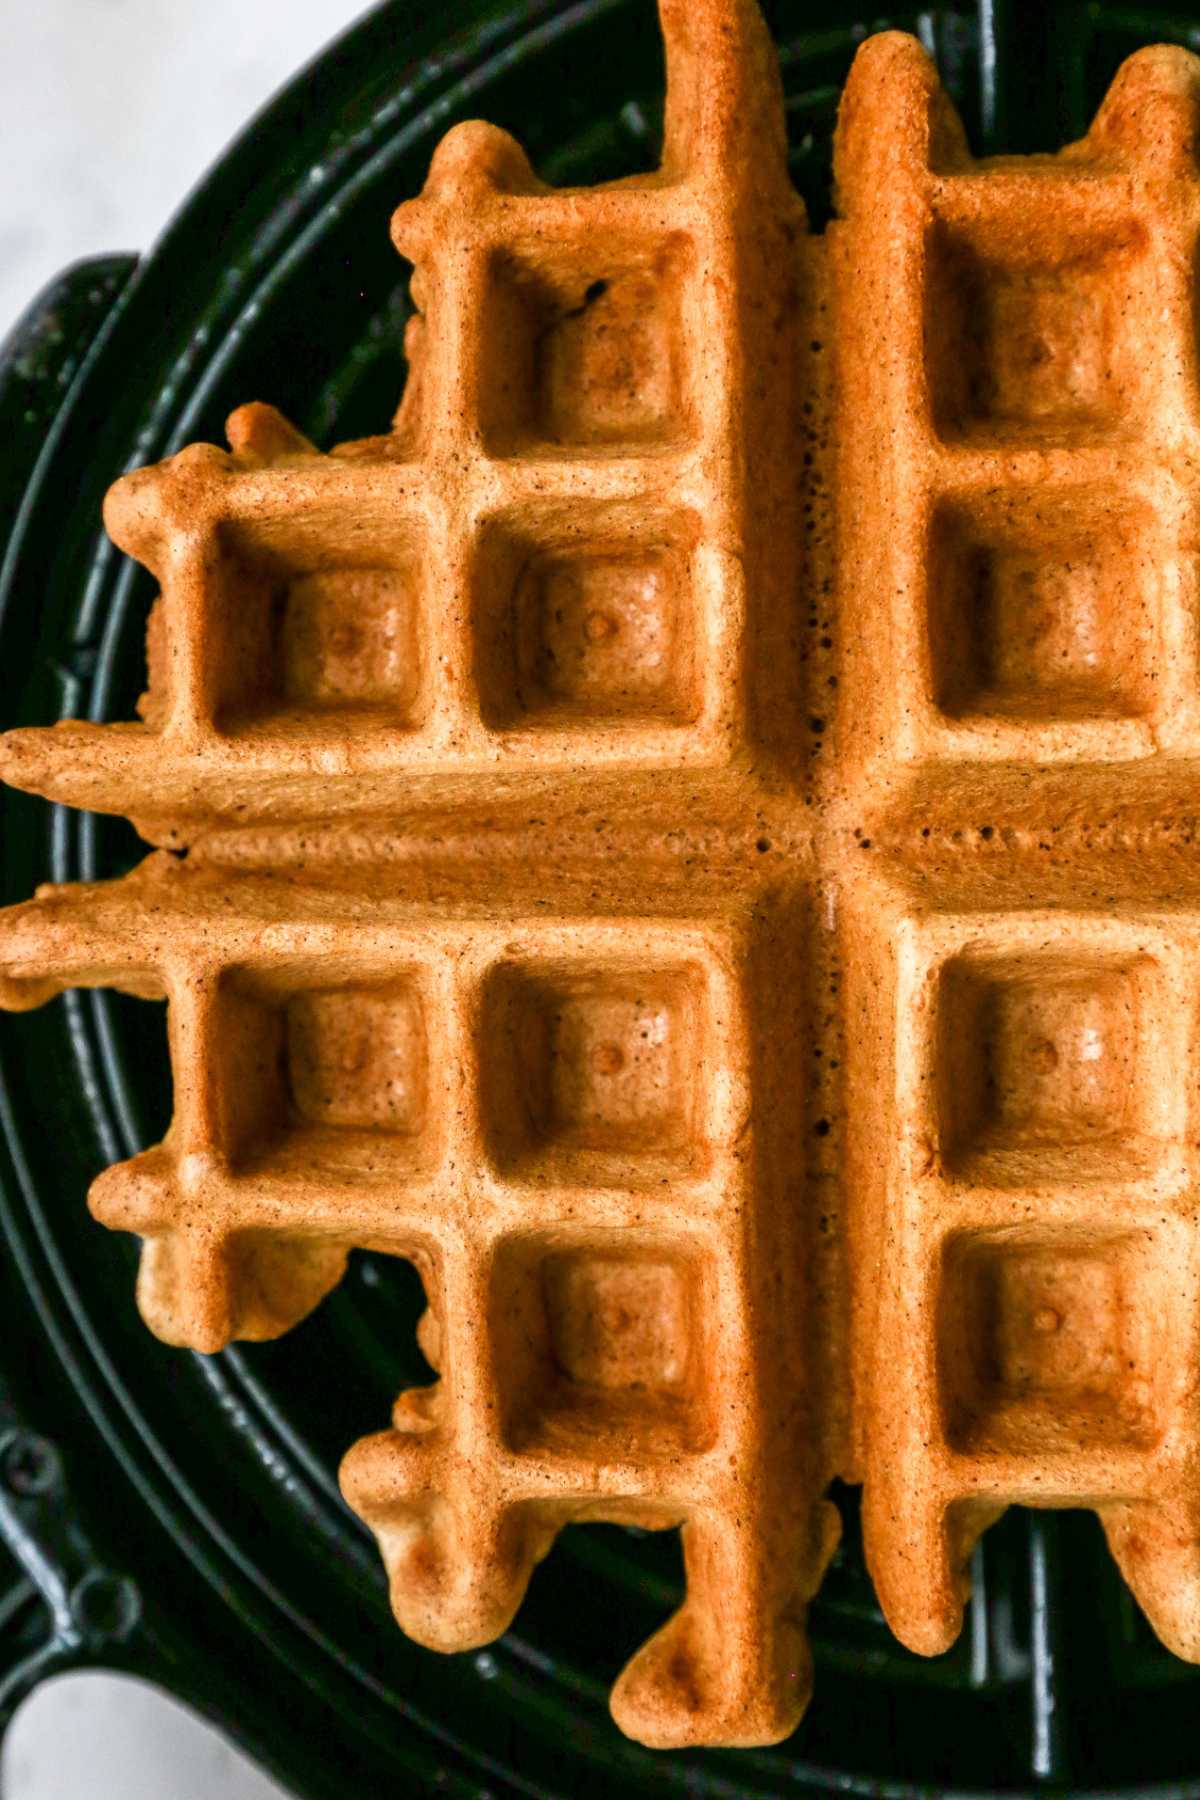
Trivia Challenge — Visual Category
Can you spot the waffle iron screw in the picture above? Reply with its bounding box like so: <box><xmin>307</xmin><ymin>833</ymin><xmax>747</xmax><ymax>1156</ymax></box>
<box><xmin>0</xmin><ymin>1431</ymin><xmax>59</xmax><ymax>1498</ymax></box>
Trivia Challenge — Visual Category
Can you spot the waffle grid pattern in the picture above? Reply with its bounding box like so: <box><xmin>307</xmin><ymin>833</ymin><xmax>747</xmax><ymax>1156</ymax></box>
<box><xmin>5</xmin><ymin>0</ymin><xmax>1200</xmax><ymax>1754</ymax></box>
<box><xmin>0</xmin><ymin>3</ymin><xmax>810</xmax><ymax>841</ymax></box>
<box><xmin>0</xmin><ymin>861</ymin><xmax>826</xmax><ymax>1745</ymax></box>
<box><xmin>834</xmin><ymin>34</ymin><xmax>1200</xmax><ymax>1666</ymax></box>
<box><xmin>835</xmin><ymin>33</ymin><xmax>1200</xmax><ymax>772</ymax></box>
<box><xmin>854</xmin><ymin>895</ymin><xmax>1200</xmax><ymax>1659</ymax></box>
<box><xmin>0</xmin><ymin>1</ymin><xmax>833</xmax><ymax>1746</ymax></box>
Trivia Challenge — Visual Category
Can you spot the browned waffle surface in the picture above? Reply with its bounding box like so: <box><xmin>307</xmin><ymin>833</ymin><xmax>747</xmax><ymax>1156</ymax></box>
<box><xmin>0</xmin><ymin>854</ymin><xmax>838</xmax><ymax>1746</ymax></box>
<box><xmin>0</xmin><ymin>0</ymin><xmax>813</xmax><ymax>846</ymax></box>
<box><xmin>831</xmin><ymin>30</ymin><xmax>1200</xmax><ymax>1671</ymax></box>
<box><xmin>5</xmin><ymin>0</ymin><xmax>1200</xmax><ymax>1753</ymax></box>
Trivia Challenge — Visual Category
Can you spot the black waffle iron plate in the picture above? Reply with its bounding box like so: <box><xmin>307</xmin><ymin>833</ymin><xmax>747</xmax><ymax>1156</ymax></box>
<box><xmin>3</xmin><ymin>2</ymin><xmax>1200</xmax><ymax>1794</ymax></box>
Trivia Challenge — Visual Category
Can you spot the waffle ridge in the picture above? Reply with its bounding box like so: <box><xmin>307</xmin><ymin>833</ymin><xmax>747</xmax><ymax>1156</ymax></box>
<box><xmin>0</xmin><ymin>0</ymin><xmax>807</xmax><ymax>840</ymax></box>
<box><xmin>4</xmin><ymin>0</ymin><xmax>1200</xmax><ymax>1752</ymax></box>
<box><xmin>832</xmin><ymin>31</ymin><xmax>1200</xmax><ymax>1667</ymax></box>
<box><xmin>0</xmin><ymin>0</ymin><xmax>838</xmax><ymax>1752</ymax></box>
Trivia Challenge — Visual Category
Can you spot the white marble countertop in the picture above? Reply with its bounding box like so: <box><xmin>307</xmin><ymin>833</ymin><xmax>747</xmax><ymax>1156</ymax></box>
<box><xmin>1</xmin><ymin>8</ymin><xmax>371</xmax><ymax>1795</ymax></box>
<box><xmin>3</xmin><ymin>0</ymin><xmax>362</xmax><ymax>338</ymax></box>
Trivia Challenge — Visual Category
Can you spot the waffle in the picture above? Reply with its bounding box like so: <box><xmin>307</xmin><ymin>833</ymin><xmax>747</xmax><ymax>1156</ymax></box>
<box><xmin>832</xmin><ymin>33</ymin><xmax>1200</xmax><ymax>1665</ymax></box>
<box><xmin>3</xmin><ymin>0</ymin><xmax>1200</xmax><ymax>1752</ymax></box>
<box><xmin>0</xmin><ymin>0</ymin><xmax>837</xmax><ymax>1752</ymax></box>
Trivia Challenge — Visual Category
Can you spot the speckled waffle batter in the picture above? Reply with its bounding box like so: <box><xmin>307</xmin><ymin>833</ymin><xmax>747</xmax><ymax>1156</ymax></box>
<box><xmin>3</xmin><ymin>0</ymin><xmax>1200</xmax><ymax>1751</ymax></box>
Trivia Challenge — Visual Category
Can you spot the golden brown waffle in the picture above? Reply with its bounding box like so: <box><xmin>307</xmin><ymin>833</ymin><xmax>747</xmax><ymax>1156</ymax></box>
<box><xmin>0</xmin><ymin>854</ymin><xmax>835</xmax><ymax>1750</ymax></box>
<box><xmin>0</xmin><ymin>0</ymin><xmax>839</xmax><ymax>1752</ymax></box>
<box><xmin>0</xmin><ymin>0</ymin><xmax>811</xmax><ymax>843</ymax></box>
<box><xmin>4</xmin><ymin>0</ymin><xmax>1200</xmax><ymax>1751</ymax></box>
<box><xmin>832</xmin><ymin>33</ymin><xmax>1200</xmax><ymax>1667</ymax></box>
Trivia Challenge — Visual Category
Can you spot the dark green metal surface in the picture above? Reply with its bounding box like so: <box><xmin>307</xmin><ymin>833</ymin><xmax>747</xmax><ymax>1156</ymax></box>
<box><xmin>3</xmin><ymin>3</ymin><xmax>1200</xmax><ymax>1794</ymax></box>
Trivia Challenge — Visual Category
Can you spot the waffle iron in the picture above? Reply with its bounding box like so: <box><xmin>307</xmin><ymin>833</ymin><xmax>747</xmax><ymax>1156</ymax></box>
<box><xmin>3</xmin><ymin>1</ymin><xmax>1200</xmax><ymax>1792</ymax></box>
